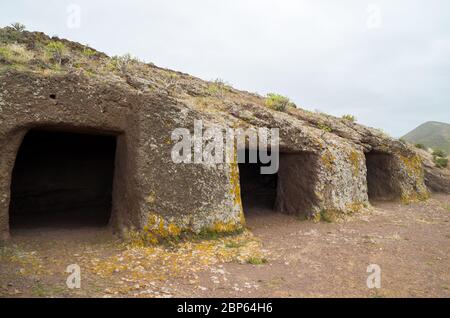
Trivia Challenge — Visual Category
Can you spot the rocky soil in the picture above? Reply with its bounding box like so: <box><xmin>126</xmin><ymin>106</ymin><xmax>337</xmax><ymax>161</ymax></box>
<box><xmin>1</xmin><ymin>194</ymin><xmax>449</xmax><ymax>298</ymax></box>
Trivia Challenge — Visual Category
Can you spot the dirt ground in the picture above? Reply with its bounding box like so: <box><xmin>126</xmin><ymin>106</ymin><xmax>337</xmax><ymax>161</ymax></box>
<box><xmin>1</xmin><ymin>194</ymin><xmax>449</xmax><ymax>298</ymax></box>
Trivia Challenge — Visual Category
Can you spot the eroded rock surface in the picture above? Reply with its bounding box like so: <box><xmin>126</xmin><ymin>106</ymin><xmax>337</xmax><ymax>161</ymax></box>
<box><xmin>415</xmin><ymin>148</ymin><xmax>450</xmax><ymax>194</ymax></box>
<box><xmin>0</xmin><ymin>27</ymin><xmax>443</xmax><ymax>242</ymax></box>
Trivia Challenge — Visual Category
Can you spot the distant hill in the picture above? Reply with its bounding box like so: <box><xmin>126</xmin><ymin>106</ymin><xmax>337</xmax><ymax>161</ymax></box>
<box><xmin>402</xmin><ymin>121</ymin><xmax>450</xmax><ymax>154</ymax></box>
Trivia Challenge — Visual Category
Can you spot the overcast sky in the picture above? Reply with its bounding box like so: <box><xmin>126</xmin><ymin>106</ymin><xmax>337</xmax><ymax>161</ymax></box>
<box><xmin>1</xmin><ymin>0</ymin><xmax>449</xmax><ymax>136</ymax></box>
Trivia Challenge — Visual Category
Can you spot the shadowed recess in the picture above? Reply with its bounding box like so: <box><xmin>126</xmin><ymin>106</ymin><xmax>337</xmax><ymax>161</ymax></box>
<box><xmin>365</xmin><ymin>152</ymin><xmax>400</xmax><ymax>201</ymax></box>
<box><xmin>9</xmin><ymin>129</ymin><xmax>117</xmax><ymax>230</ymax></box>
<box><xmin>238</xmin><ymin>149</ymin><xmax>318</xmax><ymax>218</ymax></box>
<box><xmin>238</xmin><ymin>149</ymin><xmax>278</xmax><ymax>214</ymax></box>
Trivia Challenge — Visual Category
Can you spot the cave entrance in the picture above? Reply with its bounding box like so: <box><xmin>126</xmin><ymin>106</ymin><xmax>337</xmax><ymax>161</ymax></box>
<box><xmin>365</xmin><ymin>151</ymin><xmax>400</xmax><ymax>201</ymax></box>
<box><xmin>238</xmin><ymin>149</ymin><xmax>318</xmax><ymax>218</ymax></box>
<box><xmin>9</xmin><ymin>129</ymin><xmax>117</xmax><ymax>230</ymax></box>
<box><xmin>238</xmin><ymin>149</ymin><xmax>278</xmax><ymax>215</ymax></box>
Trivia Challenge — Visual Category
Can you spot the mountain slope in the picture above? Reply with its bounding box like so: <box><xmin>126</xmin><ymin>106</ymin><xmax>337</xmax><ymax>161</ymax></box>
<box><xmin>402</xmin><ymin>121</ymin><xmax>450</xmax><ymax>154</ymax></box>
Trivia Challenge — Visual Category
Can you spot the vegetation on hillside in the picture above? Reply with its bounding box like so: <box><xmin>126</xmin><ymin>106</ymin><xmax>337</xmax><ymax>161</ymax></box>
<box><xmin>342</xmin><ymin>114</ymin><xmax>356</xmax><ymax>122</ymax></box>
<box><xmin>415</xmin><ymin>143</ymin><xmax>426</xmax><ymax>150</ymax></box>
<box><xmin>207</xmin><ymin>79</ymin><xmax>231</xmax><ymax>98</ymax></box>
<box><xmin>1</xmin><ymin>23</ymin><xmax>433</xmax><ymax>146</ymax></box>
<box><xmin>0</xmin><ymin>24</ymin><xmax>243</xmax><ymax>103</ymax></box>
<box><xmin>402</xmin><ymin>121</ymin><xmax>450</xmax><ymax>154</ymax></box>
<box><xmin>432</xmin><ymin>149</ymin><xmax>448</xmax><ymax>169</ymax></box>
<box><xmin>265</xmin><ymin>93</ymin><xmax>296</xmax><ymax>112</ymax></box>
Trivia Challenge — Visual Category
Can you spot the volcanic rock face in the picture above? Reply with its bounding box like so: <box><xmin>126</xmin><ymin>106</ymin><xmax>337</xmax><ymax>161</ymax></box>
<box><xmin>415</xmin><ymin>148</ymin><xmax>450</xmax><ymax>194</ymax></box>
<box><xmin>0</xmin><ymin>27</ymin><xmax>439</xmax><ymax>242</ymax></box>
<box><xmin>0</xmin><ymin>72</ymin><xmax>244</xmax><ymax>241</ymax></box>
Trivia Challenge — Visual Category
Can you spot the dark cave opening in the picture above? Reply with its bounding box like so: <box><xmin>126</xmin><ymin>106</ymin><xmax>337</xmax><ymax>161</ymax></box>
<box><xmin>238</xmin><ymin>149</ymin><xmax>318</xmax><ymax>217</ymax></box>
<box><xmin>365</xmin><ymin>151</ymin><xmax>400</xmax><ymax>201</ymax></box>
<box><xmin>274</xmin><ymin>152</ymin><xmax>318</xmax><ymax>217</ymax></box>
<box><xmin>238</xmin><ymin>149</ymin><xmax>278</xmax><ymax>214</ymax></box>
<box><xmin>9</xmin><ymin>129</ymin><xmax>117</xmax><ymax>230</ymax></box>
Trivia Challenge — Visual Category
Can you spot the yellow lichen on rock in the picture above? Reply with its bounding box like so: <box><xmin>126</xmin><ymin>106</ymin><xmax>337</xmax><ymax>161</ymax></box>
<box><xmin>321</xmin><ymin>150</ymin><xmax>336</xmax><ymax>171</ymax></box>
<box><xmin>349</xmin><ymin>150</ymin><xmax>362</xmax><ymax>177</ymax></box>
<box><xmin>345</xmin><ymin>202</ymin><xmax>368</xmax><ymax>214</ymax></box>
<box><xmin>211</xmin><ymin>220</ymin><xmax>242</xmax><ymax>233</ymax></box>
<box><xmin>399</xmin><ymin>154</ymin><xmax>423</xmax><ymax>177</ymax></box>
<box><xmin>398</xmin><ymin>154</ymin><xmax>430</xmax><ymax>204</ymax></box>
<box><xmin>141</xmin><ymin>214</ymin><xmax>183</xmax><ymax>245</ymax></box>
<box><xmin>228</xmin><ymin>146</ymin><xmax>245</xmax><ymax>226</ymax></box>
<box><xmin>401</xmin><ymin>190</ymin><xmax>430</xmax><ymax>204</ymax></box>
